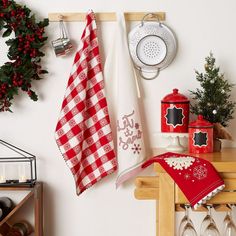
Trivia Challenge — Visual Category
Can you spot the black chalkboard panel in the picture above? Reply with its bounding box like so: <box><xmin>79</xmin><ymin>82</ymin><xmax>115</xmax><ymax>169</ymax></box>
<box><xmin>165</xmin><ymin>106</ymin><xmax>184</xmax><ymax>127</ymax></box>
<box><xmin>193</xmin><ymin>132</ymin><xmax>208</xmax><ymax>146</ymax></box>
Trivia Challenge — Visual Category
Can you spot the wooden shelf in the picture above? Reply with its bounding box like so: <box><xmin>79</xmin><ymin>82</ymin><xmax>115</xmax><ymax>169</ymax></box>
<box><xmin>153</xmin><ymin>148</ymin><xmax>236</xmax><ymax>173</ymax></box>
<box><xmin>48</xmin><ymin>12</ymin><xmax>166</xmax><ymax>22</ymax></box>
<box><xmin>0</xmin><ymin>182</ymin><xmax>43</xmax><ymax>236</ymax></box>
<box><xmin>0</xmin><ymin>186</ymin><xmax>34</xmax><ymax>191</ymax></box>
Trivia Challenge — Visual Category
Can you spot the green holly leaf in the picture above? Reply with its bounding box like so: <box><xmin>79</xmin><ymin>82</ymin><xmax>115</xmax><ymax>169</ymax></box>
<box><xmin>0</xmin><ymin>76</ymin><xmax>10</xmax><ymax>83</ymax></box>
<box><xmin>5</xmin><ymin>38</ymin><xmax>15</xmax><ymax>46</ymax></box>
<box><xmin>0</xmin><ymin>21</ymin><xmax>4</xmax><ymax>31</ymax></box>
<box><xmin>29</xmin><ymin>90</ymin><xmax>38</xmax><ymax>101</ymax></box>
<box><xmin>31</xmin><ymin>42</ymin><xmax>43</xmax><ymax>49</ymax></box>
<box><xmin>38</xmin><ymin>18</ymin><xmax>49</xmax><ymax>27</ymax></box>
<box><xmin>39</xmin><ymin>70</ymin><xmax>48</xmax><ymax>74</ymax></box>
<box><xmin>2</xmin><ymin>28</ymin><xmax>12</xmax><ymax>37</ymax></box>
<box><xmin>9</xmin><ymin>87</ymin><xmax>19</xmax><ymax>96</ymax></box>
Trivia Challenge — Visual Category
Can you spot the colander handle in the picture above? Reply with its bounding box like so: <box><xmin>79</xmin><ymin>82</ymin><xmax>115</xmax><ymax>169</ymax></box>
<box><xmin>138</xmin><ymin>68</ymin><xmax>160</xmax><ymax>80</ymax></box>
<box><xmin>141</xmin><ymin>13</ymin><xmax>162</xmax><ymax>27</ymax></box>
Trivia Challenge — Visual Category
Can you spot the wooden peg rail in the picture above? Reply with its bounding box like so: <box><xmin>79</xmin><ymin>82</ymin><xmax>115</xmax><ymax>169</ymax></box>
<box><xmin>48</xmin><ymin>12</ymin><xmax>166</xmax><ymax>22</ymax></box>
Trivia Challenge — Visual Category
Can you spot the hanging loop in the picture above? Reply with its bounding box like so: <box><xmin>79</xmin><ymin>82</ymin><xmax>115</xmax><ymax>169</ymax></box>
<box><xmin>141</xmin><ymin>13</ymin><xmax>162</xmax><ymax>27</ymax></box>
<box><xmin>59</xmin><ymin>19</ymin><xmax>68</xmax><ymax>39</ymax></box>
<box><xmin>138</xmin><ymin>67</ymin><xmax>160</xmax><ymax>80</ymax></box>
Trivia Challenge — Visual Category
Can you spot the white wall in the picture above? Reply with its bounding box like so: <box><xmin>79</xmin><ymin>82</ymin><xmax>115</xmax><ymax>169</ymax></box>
<box><xmin>1</xmin><ymin>0</ymin><xmax>236</xmax><ymax>235</ymax></box>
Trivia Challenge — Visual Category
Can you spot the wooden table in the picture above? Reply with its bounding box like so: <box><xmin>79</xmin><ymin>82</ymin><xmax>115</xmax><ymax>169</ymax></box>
<box><xmin>134</xmin><ymin>148</ymin><xmax>236</xmax><ymax>236</ymax></box>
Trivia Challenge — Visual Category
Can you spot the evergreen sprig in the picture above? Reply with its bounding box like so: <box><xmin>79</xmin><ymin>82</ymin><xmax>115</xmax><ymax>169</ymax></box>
<box><xmin>0</xmin><ymin>0</ymin><xmax>49</xmax><ymax>112</ymax></box>
<box><xmin>190</xmin><ymin>53</ymin><xmax>236</xmax><ymax>127</ymax></box>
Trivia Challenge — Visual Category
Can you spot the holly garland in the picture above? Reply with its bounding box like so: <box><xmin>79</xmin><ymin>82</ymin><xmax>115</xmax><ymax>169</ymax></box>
<box><xmin>0</xmin><ymin>0</ymin><xmax>49</xmax><ymax>112</ymax></box>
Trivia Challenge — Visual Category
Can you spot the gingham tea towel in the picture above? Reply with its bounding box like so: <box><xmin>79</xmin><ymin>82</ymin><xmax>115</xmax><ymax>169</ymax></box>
<box><xmin>55</xmin><ymin>11</ymin><xmax>117</xmax><ymax>195</ymax></box>
<box><xmin>104</xmin><ymin>13</ymin><xmax>146</xmax><ymax>188</ymax></box>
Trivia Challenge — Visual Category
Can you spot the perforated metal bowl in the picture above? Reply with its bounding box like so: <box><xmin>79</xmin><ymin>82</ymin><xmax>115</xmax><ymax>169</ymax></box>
<box><xmin>136</xmin><ymin>35</ymin><xmax>167</xmax><ymax>66</ymax></box>
<box><xmin>128</xmin><ymin>14</ymin><xmax>177</xmax><ymax>79</ymax></box>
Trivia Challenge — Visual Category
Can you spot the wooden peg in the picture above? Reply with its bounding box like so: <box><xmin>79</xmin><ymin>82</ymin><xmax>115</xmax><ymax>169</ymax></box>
<box><xmin>58</xmin><ymin>14</ymin><xmax>64</xmax><ymax>21</ymax></box>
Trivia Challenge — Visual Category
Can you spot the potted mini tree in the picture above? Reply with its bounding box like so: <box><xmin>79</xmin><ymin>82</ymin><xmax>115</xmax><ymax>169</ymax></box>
<box><xmin>190</xmin><ymin>53</ymin><xmax>236</xmax><ymax>151</ymax></box>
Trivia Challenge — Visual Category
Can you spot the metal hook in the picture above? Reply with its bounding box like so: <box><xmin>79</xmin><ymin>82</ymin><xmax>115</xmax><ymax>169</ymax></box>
<box><xmin>58</xmin><ymin>14</ymin><xmax>64</xmax><ymax>20</ymax></box>
<box><xmin>140</xmin><ymin>13</ymin><xmax>162</xmax><ymax>27</ymax></box>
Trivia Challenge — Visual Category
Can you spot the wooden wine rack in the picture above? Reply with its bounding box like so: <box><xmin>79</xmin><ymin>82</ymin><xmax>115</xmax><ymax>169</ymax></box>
<box><xmin>0</xmin><ymin>182</ymin><xmax>43</xmax><ymax>236</ymax></box>
<box><xmin>134</xmin><ymin>148</ymin><xmax>236</xmax><ymax>236</ymax></box>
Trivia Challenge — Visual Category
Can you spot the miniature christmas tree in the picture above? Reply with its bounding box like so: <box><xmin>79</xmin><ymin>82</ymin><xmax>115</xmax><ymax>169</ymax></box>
<box><xmin>190</xmin><ymin>53</ymin><xmax>236</xmax><ymax>150</ymax></box>
<box><xmin>190</xmin><ymin>53</ymin><xmax>235</xmax><ymax>127</ymax></box>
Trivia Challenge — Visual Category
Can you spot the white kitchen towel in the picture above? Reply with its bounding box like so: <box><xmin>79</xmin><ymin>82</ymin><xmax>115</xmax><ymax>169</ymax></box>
<box><xmin>104</xmin><ymin>13</ymin><xmax>146</xmax><ymax>188</ymax></box>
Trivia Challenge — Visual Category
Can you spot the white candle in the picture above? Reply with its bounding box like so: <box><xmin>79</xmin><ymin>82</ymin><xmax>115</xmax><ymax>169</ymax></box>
<box><xmin>19</xmin><ymin>175</ymin><xmax>27</xmax><ymax>183</ymax></box>
<box><xmin>0</xmin><ymin>164</ymin><xmax>6</xmax><ymax>183</ymax></box>
<box><xmin>18</xmin><ymin>164</ymin><xmax>27</xmax><ymax>183</ymax></box>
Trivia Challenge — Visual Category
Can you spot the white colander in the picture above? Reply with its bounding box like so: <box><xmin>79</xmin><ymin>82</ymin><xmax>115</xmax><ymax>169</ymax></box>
<box><xmin>128</xmin><ymin>13</ymin><xmax>177</xmax><ymax>80</ymax></box>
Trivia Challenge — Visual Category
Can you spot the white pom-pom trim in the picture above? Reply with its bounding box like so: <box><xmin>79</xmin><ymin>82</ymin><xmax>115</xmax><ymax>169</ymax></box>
<box><xmin>193</xmin><ymin>184</ymin><xmax>225</xmax><ymax>209</ymax></box>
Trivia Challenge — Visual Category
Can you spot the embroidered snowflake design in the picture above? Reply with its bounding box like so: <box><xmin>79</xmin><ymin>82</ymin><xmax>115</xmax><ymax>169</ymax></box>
<box><xmin>184</xmin><ymin>173</ymin><xmax>191</xmax><ymax>180</ymax></box>
<box><xmin>132</xmin><ymin>143</ymin><xmax>141</xmax><ymax>154</ymax></box>
<box><xmin>164</xmin><ymin>156</ymin><xmax>195</xmax><ymax>170</ymax></box>
<box><xmin>193</xmin><ymin>165</ymin><xmax>208</xmax><ymax>180</ymax></box>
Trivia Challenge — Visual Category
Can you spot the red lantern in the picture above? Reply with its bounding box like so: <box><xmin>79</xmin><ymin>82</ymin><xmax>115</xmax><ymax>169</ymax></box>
<box><xmin>188</xmin><ymin>115</ymin><xmax>213</xmax><ymax>153</ymax></box>
<box><xmin>161</xmin><ymin>89</ymin><xmax>189</xmax><ymax>133</ymax></box>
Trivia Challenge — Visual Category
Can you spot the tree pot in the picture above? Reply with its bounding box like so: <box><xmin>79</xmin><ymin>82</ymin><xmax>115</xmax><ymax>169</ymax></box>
<box><xmin>213</xmin><ymin>138</ymin><xmax>222</xmax><ymax>152</ymax></box>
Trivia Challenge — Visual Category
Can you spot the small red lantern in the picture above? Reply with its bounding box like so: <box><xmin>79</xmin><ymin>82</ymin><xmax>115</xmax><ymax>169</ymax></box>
<box><xmin>188</xmin><ymin>115</ymin><xmax>213</xmax><ymax>153</ymax></box>
<box><xmin>161</xmin><ymin>89</ymin><xmax>189</xmax><ymax>133</ymax></box>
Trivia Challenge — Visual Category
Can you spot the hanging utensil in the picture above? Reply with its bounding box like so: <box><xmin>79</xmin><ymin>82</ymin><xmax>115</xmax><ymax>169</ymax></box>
<box><xmin>51</xmin><ymin>16</ymin><xmax>73</xmax><ymax>57</ymax></box>
<box><xmin>128</xmin><ymin>13</ymin><xmax>177</xmax><ymax>80</ymax></box>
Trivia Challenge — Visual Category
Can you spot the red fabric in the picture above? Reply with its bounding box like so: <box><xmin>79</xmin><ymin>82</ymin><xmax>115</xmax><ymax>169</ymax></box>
<box><xmin>55</xmin><ymin>11</ymin><xmax>117</xmax><ymax>195</ymax></box>
<box><xmin>142</xmin><ymin>152</ymin><xmax>224</xmax><ymax>207</ymax></box>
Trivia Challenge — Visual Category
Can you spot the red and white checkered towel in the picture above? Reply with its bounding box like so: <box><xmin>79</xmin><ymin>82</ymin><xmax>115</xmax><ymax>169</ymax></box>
<box><xmin>55</xmin><ymin>11</ymin><xmax>117</xmax><ymax>195</ymax></box>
